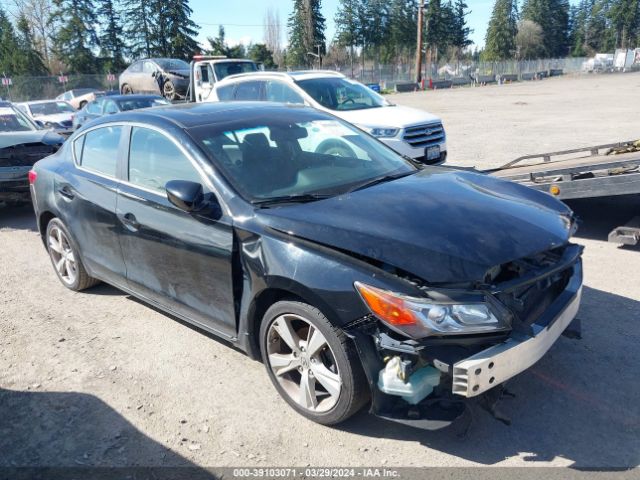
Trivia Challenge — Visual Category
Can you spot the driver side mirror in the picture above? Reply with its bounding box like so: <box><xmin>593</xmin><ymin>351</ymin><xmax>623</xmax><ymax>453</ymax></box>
<box><xmin>165</xmin><ymin>180</ymin><xmax>220</xmax><ymax>215</ymax></box>
<box><xmin>151</xmin><ymin>71</ymin><xmax>157</xmax><ymax>78</ymax></box>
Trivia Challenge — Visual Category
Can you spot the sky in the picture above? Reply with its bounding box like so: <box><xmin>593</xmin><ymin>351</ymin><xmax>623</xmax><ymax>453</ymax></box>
<box><xmin>190</xmin><ymin>0</ymin><xmax>579</xmax><ymax>50</ymax></box>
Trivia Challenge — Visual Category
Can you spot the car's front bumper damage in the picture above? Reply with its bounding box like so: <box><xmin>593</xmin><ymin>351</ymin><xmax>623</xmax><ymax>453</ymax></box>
<box><xmin>346</xmin><ymin>250</ymin><xmax>583</xmax><ymax>430</ymax></box>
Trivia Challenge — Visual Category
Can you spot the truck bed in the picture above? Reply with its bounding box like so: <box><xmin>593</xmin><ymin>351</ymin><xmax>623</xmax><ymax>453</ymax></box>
<box><xmin>488</xmin><ymin>141</ymin><xmax>640</xmax><ymax>200</ymax></box>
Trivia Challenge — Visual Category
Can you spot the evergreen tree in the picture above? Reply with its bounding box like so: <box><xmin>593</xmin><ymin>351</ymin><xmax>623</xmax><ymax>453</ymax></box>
<box><xmin>162</xmin><ymin>0</ymin><xmax>199</xmax><ymax>58</ymax></box>
<box><xmin>123</xmin><ymin>0</ymin><xmax>154</xmax><ymax>59</ymax></box>
<box><xmin>607</xmin><ymin>0</ymin><xmax>640</xmax><ymax>48</ymax></box>
<box><xmin>335</xmin><ymin>0</ymin><xmax>362</xmax><ymax>63</ymax></box>
<box><xmin>0</xmin><ymin>7</ymin><xmax>20</xmax><ymax>74</ymax></box>
<box><xmin>484</xmin><ymin>0</ymin><xmax>518</xmax><ymax>60</ymax></box>
<box><xmin>49</xmin><ymin>0</ymin><xmax>99</xmax><ymax>73</ymax></box>
<box><xmin>247</xmin><ymin>43</ymin><xmax>276</xmax><ymax>69</ymax></box>
<box><xmin>521</xmin><ymin>0</ymin><xmax>570</xmax><ymax>57</ymax></box>
<box><xmin>450</xmin><ymin>0</ymin><xmax>473</xmax><ymax>52</ymax></box>
<box><xmin>287</xmin><ymin>0</ymin><xmax>326</xmax><ymax>67</ymax></box>
<box><xmin>97</xmin><ymin>0</ymin><xmax>126</xmax><ymax>71</ymax></box>
<box><xmin>16</xmin><ymin>15</ymin><xmax>48</xmax><ymax>74</ymax></box>
<box><xmin>387</xmin><ymin>0</ymin><xmax>417</xmax><ymax>63</ymax></box>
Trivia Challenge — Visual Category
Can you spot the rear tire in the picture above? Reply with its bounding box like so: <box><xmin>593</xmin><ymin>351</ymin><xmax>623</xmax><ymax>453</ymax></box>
<box><xmin>78</xmin><ymin>100</ymin><xmax>87</xmax><ymax>109</ymax></box>
<box><xmin>45</xmin><ymin>218</ymin><xmax>100</xmax><ymax>291</ymax></box>
<box><xmin>260</xmin><ymin>301</ymin><xmax>369</xmax><ymax>425</ymax></box>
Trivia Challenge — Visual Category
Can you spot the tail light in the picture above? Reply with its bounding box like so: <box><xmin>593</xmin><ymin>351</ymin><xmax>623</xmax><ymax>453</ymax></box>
<box><xmin>28</xmin><ymin>170</ymin><xmax>37</xmax><ymax>184</ymax></box>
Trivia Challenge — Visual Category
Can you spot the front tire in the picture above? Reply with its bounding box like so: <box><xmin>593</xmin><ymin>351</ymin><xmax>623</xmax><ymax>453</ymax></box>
<box><xmin>121</xmin><ymin>84</ymin><xmax>133</xmax><ymax>95</ymax></box>
<box><xmin>260</xmin><ymin>301</ymin><xmax>369</xmax><ymax>425</ymax></box>
<box><xmin>162</xmin><ymin>80</ymin><xmax>176</xmax><ymax>101</ymax></box>
<box><xmin>46</xmin><ymin>218</ymin><xmax>99</xmax><ymax>291</ymax></box>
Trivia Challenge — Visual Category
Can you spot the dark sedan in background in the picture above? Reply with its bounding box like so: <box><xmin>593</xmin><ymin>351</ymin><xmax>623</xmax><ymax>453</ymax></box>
<box><xmin>30</xmin><ymin>103</ymin><xmax>583</xmax><ymax>429</ymax></box>
<box><xmin>119</xmin><ymin>58</ymin><xmax>190</xmax><ymax>101</ymax></box>
<box><xmin>0</xmin><ymin>101</ymin><xmax>63</xmax><ymax>205</ymax></box>
<box><xmin>72</xmin><ymin>94</ymin><xmax>170</xmax><ymax>130</ymax></box>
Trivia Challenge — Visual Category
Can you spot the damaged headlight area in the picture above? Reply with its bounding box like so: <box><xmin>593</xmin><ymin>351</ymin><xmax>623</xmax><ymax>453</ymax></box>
<box><xmin>354</xmin><ymin>281</ymin><xmax>510</xmax><ymax>339</ymax></box>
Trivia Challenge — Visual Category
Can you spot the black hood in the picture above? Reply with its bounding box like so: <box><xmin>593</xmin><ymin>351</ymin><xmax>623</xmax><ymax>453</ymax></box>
<box><xmin>257</xmin><ymin>169</ymin><xmax>574</xmax><ymax>284</ymax></box>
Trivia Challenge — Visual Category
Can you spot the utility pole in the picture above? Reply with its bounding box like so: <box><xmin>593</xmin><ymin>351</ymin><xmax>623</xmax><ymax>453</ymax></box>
<box><xmin>415</xmin><ymin>2</ymin><xmax>424</xmax><ymax>85</ymax></box>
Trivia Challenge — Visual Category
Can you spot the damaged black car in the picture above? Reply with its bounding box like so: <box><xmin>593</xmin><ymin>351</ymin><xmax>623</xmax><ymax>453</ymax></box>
<box><xmin>30</xmin><ymin>103</ymin><xmax>583</xmax><ymax>428</ymax></box>
<box><xmin>0</xmin><ymin>101</ymin><xmax>64</xmax><ymax>206</ymax></box>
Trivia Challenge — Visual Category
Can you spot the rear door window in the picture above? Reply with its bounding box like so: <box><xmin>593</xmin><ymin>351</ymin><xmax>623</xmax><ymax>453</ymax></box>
<box><xmin>216</xmin><ymin>84</ymin><xmax>235</xmax><ymax>101</ymax></box>
<box><xmin>234</xmin><ymin>81</ymin><xmax>263</xmax><ymax>101</ymax></box>
<box><xmin>78</xmin><ymin>126</ymin><xmax>122</xmax><ymax>177</ymax></box>
<box><xmin>128</xmin><ymin>127</ymin><xmax>204</xmax><ymax>193</ymax></box>
<box><xmin>265</xmin><ymin>81</ymin><xmax>304</xmax><ymax>104</ymax></box>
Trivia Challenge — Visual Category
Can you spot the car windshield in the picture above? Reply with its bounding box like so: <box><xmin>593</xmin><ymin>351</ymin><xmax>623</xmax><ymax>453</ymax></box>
<box><xmin>0</xmin><ymin>106</ymin><xmax>38</xmax><ymax>132</ymax></box>
<box><xmin>157</xmin><ymin>59</ymin><xmax>189</xmax><ymax>71</ymax></box>
<box><xmin>28</xmin><ymin>101</ymin><xmax>74</xmax><ymax>116</ymax></box>
<box><xmin>188</xmin><ymin>110</ymin><xmax>416</xmax><ymax>203</ymax></box>
<box><xmin>214</xmin><ymin>62</ymin><xmax>258</xmax><ymax>80</ymax></box>
<box><xmin>116</xmin><ymin>97</ymin><xmax>170</xmax><ymax>111</ymax></box>
<box><xmin>296</xmin><ymin>77</ymin><xmax>387</xmax><ymax>111</ymax></box>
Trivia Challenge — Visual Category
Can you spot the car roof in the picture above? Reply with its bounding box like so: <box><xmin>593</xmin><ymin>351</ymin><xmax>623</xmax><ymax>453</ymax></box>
<box><xmin>107</xmin><ymin>94</ymin><xmax>165</xmax><ymax>102</ymax></box>
<box><xmin>218</xmin><ymin>70</ymin><xmax>346</xmax><ymax>85</ymax></box>
<box><xmin>85</xmin><ymin>102</ymin><xmax>331</xmax><ymax>130</ymax></box>
<box><xmin>18</xmin><ymin>99</ymin><xmax>70</xmax><ymax>105</ymax></box>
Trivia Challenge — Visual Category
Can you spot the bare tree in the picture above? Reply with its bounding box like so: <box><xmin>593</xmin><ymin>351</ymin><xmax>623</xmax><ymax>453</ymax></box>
<box><xmin>10</xmin><ymin>0</ymin><xmax>55</xmax><ymax>69</ymax></box>
<box><xmin>263</xmin><ymin>7</ymin><xmax>282</xmax><ymax>67</ymax></box>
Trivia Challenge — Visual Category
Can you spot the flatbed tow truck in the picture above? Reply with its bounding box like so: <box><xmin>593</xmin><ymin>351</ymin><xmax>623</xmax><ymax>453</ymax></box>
<box><xmin>487</xmin><ymin>140</ymin><xmax>640</xmax><ymax>246</ymax></box>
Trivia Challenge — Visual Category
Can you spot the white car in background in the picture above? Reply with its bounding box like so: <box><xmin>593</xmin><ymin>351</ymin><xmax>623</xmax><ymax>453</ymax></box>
<box><xmin>15</xmin><ymin>100</ymin><xmax>76</xmax><ymax>136</ymax></box>
<box><xmin>209</xmin><ymin>71</ymin><xmax>447</xmax><ymax>164</ymax></box>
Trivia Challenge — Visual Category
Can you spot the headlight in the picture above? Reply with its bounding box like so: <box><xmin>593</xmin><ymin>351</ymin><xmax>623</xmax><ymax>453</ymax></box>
<box><xmin>355</xmin><ymin>282</ymin><xmax>510</xmax><ymax>339</ymax></box>
<box><xmin>361</xmin><ymin>126</ymin><xmax>399</xmax><ymax>138</ymax></box>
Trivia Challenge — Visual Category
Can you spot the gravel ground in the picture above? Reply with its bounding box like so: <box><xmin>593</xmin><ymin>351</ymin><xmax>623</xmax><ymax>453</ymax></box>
<box><xmin>1</xmin><ymin>72</ymin><xmax>639</xmax><ymax>470</ymax></box>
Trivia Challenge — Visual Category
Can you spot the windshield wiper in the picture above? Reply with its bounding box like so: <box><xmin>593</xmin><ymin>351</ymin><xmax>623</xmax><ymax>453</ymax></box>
<box><xmin>251</xmin><ymin>193</ymin><xmax>332</xmax><ymax>207</ymax></box>
<box><xmin>347</xmin><ymin>170</ymin><xmax>417</xmax><ymax>193</ymax></box>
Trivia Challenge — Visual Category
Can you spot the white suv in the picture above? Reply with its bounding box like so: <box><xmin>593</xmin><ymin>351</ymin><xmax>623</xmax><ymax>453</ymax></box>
<box><xmin>209</xmin><ymin>71</ymin><xmax>447</xmax><ymax>164</ymax></box>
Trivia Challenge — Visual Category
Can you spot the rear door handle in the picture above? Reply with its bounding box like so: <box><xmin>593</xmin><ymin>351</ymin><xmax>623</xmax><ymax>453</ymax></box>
<box><xmin>121</xmin><ymin>213</ymin><xmax>140</xmax><ymax>231</ymax></box>
<box><xmin>58</xmin><ymin>185</ymin><xmax>75</xmax><ymax>200</ymax></box>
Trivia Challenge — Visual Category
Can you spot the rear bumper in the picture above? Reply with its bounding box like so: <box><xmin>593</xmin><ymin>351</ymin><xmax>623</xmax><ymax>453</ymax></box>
<box><xmin>0</xmin><ymin>168</ymin><xmax>31</xmax><ymax>202</ymax></box>
<box><xmin>452</xmin><ymin>262</ymin><xmax>582</xmax><ymax>397</ymax></box>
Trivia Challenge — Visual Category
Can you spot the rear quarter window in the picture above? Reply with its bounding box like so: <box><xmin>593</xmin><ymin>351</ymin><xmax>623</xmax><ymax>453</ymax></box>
<box><xmin>77</xmin><ymin>126</ymin><xmax>122</xmax><ymax>177</ymax></box>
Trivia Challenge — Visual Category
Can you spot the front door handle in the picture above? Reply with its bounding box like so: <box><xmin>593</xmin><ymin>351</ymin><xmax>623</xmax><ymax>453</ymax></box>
<box><xmin>121</xmin><ymin>213</ymin><xmax>140</xmax><ymax>231</ymax></box>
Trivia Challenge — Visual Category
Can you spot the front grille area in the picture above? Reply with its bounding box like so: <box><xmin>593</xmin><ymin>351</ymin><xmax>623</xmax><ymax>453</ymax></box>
<box><xmin>59</xmin><ymin>120</ymin><xmax>72</xmax><ymax>128</ymax></box>
<box><xmin>0</xmin><ymin>142</ymin><xmax>58</xmax><ymax>167</ymax></box>
<box><xmin>403</xmin><ymin>122</ymin><xmax>445</xmax><ymax>148</ymax></box>
<box><xmin>491</xmin><ymin>246</ymin><xmax>575</xmax><ymax>333</ymax></box>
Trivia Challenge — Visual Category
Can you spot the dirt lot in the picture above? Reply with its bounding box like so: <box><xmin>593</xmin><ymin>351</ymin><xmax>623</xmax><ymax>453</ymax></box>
<box><xmin>1</xmin><ymin>73</ymin><xmax>639</xmax><ymax>470</ymax></box>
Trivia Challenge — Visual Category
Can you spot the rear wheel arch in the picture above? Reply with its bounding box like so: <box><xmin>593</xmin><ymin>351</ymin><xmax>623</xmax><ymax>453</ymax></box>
<box><xmin>38</xmin><ymin>211</ymin><xmax>56</xmax><ymax>244</ymax></box>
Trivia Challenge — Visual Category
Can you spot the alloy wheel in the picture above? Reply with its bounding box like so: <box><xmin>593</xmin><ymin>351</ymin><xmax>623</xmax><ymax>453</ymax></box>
<box><xmin>48</xmin><ymin>225</ymin><xmax>77</xmax><ymax>286</ymax></box>
<box><xmin>266</xmin><ymin>313</ymin><xmax>342</xmax><ymax>413</ymax></box>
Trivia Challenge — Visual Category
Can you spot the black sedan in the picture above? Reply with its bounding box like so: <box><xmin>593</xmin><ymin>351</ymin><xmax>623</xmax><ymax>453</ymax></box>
<box><xmin>30</xmin><ymin>103</ymin><xmax>583</xmax><ymax>428</ymax></box>
<box><xmin>72</xmin><ymin>94</ymin><xmax>170</xmax><ymax>130</ymax></box>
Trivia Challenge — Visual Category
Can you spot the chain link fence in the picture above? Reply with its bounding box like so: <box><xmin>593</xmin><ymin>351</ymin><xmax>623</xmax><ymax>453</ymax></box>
<box><xmin>288</xmin><ymin>57</ymin><xmax>591</xmax><ymax>90</ymax></box>
<box><xmin>0</xmin><ymin>74</ymin><xmax>119</xmax><ymax>103</ymax></box>
<box><xmin>0</xmin><ymin>57</ymin><xmax>593</xmax><ymax>102</ymax></box>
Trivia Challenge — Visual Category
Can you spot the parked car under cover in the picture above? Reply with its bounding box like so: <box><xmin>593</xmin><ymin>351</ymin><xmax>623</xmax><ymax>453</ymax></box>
<box><xmin>30</xmin><ymin>102</ymin><xmax>583</xmax><ymax>428</ymax></box>
<box><xmin>16</xmin><ymin>100</ymin><xmax>76</xmax><ymax>136</ymax></box>
<box><xmin>211</xmin><ymin>71</ymin><xmax>448</xmax><ymax>164</ymax></box>
<box><xmin>0</xmin><ymin>101</ymin><xmax>64</xmax><ymax>205</ymax></box>
<box><xmin>72</xmin><ymin>94</ymin><xmax>170</xmax><ymax>130</ymax></box>
<box><xmin>56</xmin><ymin>88</ymin><xmax>104</xmax><ymax>109</ymax></box>
<box><xmin>119</xmin><ymin>58</ymin><xmax>190</xmax><ymax>101</ymax></box>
